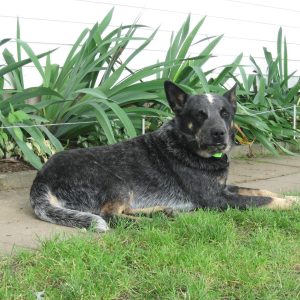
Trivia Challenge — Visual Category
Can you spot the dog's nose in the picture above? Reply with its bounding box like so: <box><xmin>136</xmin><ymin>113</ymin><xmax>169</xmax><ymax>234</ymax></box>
<box><xmin>211</xmin><ymin>128</ymin><xmax>225</xmax><ymax>141</ymax></box>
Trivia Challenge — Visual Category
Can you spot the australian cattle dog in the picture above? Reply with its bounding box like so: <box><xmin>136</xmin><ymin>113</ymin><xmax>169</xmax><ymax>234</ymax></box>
<box><xmin>30</xmin><ymin>81</ymin><xmax>295</xmax><ymax>231</ymax></box>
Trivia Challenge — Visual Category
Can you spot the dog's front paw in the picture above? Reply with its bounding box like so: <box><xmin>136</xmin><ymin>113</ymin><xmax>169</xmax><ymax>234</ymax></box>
<box><xmin>92</xmin><ymin>216</ymin><xmax>110</xmax><ymax>232</ymax></box>
<box><xmin>264</xmin><ymin>197</ymin><xmax>295</xmax><ymax>209</ymax></box>
<box><xmin>284</xmin><ymin>195</ymin><xmax>300</xmax><ymax>202</ymax></box>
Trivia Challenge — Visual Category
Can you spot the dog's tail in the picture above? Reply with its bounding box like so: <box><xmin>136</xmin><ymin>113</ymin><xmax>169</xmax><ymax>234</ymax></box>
<box><xmin>30</xmin><ymin>182</ymin><xmax>109</xmax><ymax>232</ymax></box>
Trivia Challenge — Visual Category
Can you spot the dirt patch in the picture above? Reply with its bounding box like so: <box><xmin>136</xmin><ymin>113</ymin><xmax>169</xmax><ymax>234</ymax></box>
<box><xmin>0</xmin><ymin>159</ymin><xmax>35</xmax><ymax>173</ymax></box>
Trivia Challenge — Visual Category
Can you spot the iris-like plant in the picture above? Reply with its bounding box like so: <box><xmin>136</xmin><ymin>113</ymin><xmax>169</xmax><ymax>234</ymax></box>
<box><xmin>233</xmin><ymin>28</ymin><xmax>300</xmax><ymax>154</ymax></box>
<box><xmin>1</xmin><ymin>11</ymin><xmax>299</xmax><ymax>169</ymax></box>
<box><xmin>0</xmin><ymin>11</ymin><xmax>223</xmax><ymax>168</ymax></box>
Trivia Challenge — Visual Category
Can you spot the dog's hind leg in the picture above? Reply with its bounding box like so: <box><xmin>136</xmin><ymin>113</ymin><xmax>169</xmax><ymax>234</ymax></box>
<box><xmin>125</xmin><ymin>206</ymin><xmax>174</xmax><ymax>217</ymax></box>
<box><xmin>30</xmin><ymin>183</ymin><xmax>109</xmax><ymax>232</ymax></box>
<box><xmin>100</xmin><ymin>192</ymin><xmax>174</xmax><ymax>224</ymax></box>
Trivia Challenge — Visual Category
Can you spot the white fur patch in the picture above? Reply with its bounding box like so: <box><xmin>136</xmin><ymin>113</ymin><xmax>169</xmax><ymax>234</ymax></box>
<box><xmin>47</xmin><ymin>191</ymin><xmax>62</xmax><ymax>208</ymax></box>
<box><xmin>93</xmin><ymin>216</ymin><xmax>110</xmax><ymax>232</ymax></box>
<box><xmin>206</xmin><ymin>94</ymin><xmax>214</xmax><ymax>104</ymax></box>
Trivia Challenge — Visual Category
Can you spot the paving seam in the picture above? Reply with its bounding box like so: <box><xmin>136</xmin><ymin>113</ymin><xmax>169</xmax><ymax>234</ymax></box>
<box><xmin>233</xmin><ymin>170</ymin><xmax>300</xmax><ymax>184</ymax></box>
<box><xmin>234</xmin><ymin>159</ymin><xmax>300</xmax><ymax>169</ymax></box>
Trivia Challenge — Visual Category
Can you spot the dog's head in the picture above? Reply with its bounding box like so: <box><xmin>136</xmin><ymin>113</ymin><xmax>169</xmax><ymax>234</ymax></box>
<box><xmin>164</xmin><ymin>80</ymin><xmax>237</xmax><ymax>158</ymax></box>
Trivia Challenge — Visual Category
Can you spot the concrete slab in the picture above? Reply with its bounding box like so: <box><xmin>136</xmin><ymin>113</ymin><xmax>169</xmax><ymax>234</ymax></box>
<box><xmin>228</xmin><ymin>159</ymin><xmax>300</xmax><ymax>187</ymax></box>
<box><xmin>249</xmin><ymin>156</ymin><xmax>300</xmax><ymax>168</ymax></box>
<box><xmin>0</xmin><ymin>170</ymin><xmax>36</xmax><ymax>190</ymax></box>
<box><xmin>0</xmin><ymin>189</ymin><xmax>78</xmax><ymax>255</ymax></box>
<box><xmin>0</xmin><ymin>156</ymin><xmax>299</xmax><ymax>255</ymax></box>
<box><xmin>232</xmin><ymin>173</ymin><xmax>300</xmax><ymax>193</ymax></box>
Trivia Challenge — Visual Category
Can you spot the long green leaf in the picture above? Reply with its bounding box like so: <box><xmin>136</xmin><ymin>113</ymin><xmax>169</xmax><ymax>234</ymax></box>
<box><xmin>192</xmin><ymin>66</ymin><xmax>209</xmax><ymax>93</ymax></box>
<box><xmin>23</xmin><ymin>127</ymin><xmax>52</xmax><ymax>156</ymax></box>
<box><xmin>249</xmin><ymin>55</ymin><xmax>263</xmax><ymax>78</ymax></box>
<box><xmin>283</xmin><ymin>37</ymin><xmax>288</xmax><ymax>86</ymax></box>
<box><xmin>171</xmin><ymin>17</ymin><xmax>205</xmax><ymax>79</ymax></box>
<box><xmin>0</xmin><ymin>38</ymin><xmax>10</xmax><ymax>47</ymax></box>
<box><xmin>251</xmin><ymin>129</ymin><xmax>278</xmax><ymax>155</ymax></box>
<box><xmin>0</xmin><ymin>112</ymin><xmax>42</xmax><ymax>169</ymax></box>
<box><xmin>89</xmin><ymin>102</ymin><xmax>116</xmax><ymax>144</ymax></box>
<box><xmin>0</xmin><ymin>87</ymin><xmax>64</xmax><ymax>110</ymax></box>
<box><xmin>79</xmin><ymin>89</ymin><xmax>137</xmax><ymax>137</ymax></box>
<box><xmin>214</xmin><ymin>53</ymin><xmax>243</xmax><ymax>85</ymax></box>
<box><xmin>40</xmin><ymin>126</ymin><xmax>64</xmax><ymax>151</ymax></box>
<box><xmin>277</xmin><ymin>27</ymin><xmax>283</xmax><ymax>81</ymax></box>
<box><xmin>253</xmin><ymin>77</ymin><xmax>265</xmax><ymax>105</ymax></box>
<box><xmin>17</xmin><ymin>39</ymin><xmax>46</xmax><ymax>80</ymax></box>
<box><xmin>16</xmin><ymin>18</ymin><xmax>24</xmax><ymax>88</ymax></box>
<box><xmin>100</xmin><ymin>29</ymin><xmax>158</xmax><ymax>92</ymax></box>
<box><xmin>2</xmin><ymin>49</ymin><xmax>23</xmax><ymax>90</ymax></box>
<box><xmin>0</xmin><ymin>48</ymin><xmax>56</xmax><ymax>77</ymax></box>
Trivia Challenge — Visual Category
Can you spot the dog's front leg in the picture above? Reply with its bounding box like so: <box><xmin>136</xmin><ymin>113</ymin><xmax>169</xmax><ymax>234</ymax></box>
<box><xmin>226</xmin><ymin>185</ymin><xmax>279</xmax><ymax>198</ymax></box>
<box><xmin>222</xmin><ymin>186</ymin><xmax>295</xmax><ymax>209</ymax></box>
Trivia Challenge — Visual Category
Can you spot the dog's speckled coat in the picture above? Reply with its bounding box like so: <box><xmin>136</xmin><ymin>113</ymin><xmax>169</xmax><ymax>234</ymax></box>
<box><xmin>30</xmin><ymin>81</ymin><xmax>294</xmax><ymax>231</ymax></box>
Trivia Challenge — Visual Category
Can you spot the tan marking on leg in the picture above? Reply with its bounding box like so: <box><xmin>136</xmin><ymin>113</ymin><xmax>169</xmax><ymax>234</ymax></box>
<box><xmin>115</xmin><ymin>214</ymin><xmax>141</xmax><ymax>221</ymax></box>
<box><xmin>100</xmin><ymin>201</ymin><xmax>127</xmax><ymax>215</ymax></box>
<box><xmin>261</xmin><ymin>197</ymin><xmax>294</xmax><ymax>209</ymax></box>
<box><xmin>125</xmin><ymin>206</ymin><xmax>174</xmax><ymax>217</ymax></box>
<box><xmin>187</xmin><ymin>122</ymin><xmax>193</xmax><ymax>130</ymax></box>
<box><xmin>100</xmin><ymin>201</ymin><xmax>143</xmax><ymax>222</ymax></box>
<box><xmin>237</xmin><ymin>188</ymin><xmax>278</xmax><ymax>198</ymax></box>
<box><xmin>47</xmin><ymin>191</ymin><xmax>61</xmax><ymax>207</ymax></box>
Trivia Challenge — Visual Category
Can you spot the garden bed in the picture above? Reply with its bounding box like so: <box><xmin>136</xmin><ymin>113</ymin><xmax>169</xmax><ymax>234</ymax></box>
<box><xmin>0</xmin><ymin>159</ymin><xmax>34</xmax><ymax>173</ymax></box>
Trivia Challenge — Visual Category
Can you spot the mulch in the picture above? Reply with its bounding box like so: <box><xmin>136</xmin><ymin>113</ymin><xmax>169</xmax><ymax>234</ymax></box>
<box><xmin>0</xmin><ymin>159</ymin><xmax>35</xmax><ymax>173</ymax></box>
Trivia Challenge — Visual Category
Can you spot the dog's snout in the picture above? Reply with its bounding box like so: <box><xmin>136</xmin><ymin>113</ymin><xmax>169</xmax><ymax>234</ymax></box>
<box><xmin>211</xmin><ymin>128</ymin><xmax>225</xmax><ymax>142</ymax></box>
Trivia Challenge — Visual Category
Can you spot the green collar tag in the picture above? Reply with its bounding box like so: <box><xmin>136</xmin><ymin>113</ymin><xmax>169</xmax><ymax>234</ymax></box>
<box><xmin>212</xmin><ymin>152</ymin><xmax>223</xmax><ymax>158</ymax></box>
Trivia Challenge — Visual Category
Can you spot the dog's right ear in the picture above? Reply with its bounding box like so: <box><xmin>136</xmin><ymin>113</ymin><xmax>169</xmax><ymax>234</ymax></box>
<box><xmin>164</xmin><ymin>81</ymin><xmax>188</xmax><ymax>113</ymax></box>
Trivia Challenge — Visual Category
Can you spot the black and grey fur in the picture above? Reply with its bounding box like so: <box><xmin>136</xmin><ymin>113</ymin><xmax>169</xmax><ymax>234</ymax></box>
<box><xmin>30</xmin><ymin>81</ymin><xmax>294</xmax><ymax>232</ymax></box>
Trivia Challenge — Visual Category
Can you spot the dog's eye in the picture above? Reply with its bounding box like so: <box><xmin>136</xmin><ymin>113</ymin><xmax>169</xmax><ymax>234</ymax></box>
<box><xmin>221</xmin><ymin>109</ymin><xmax>229</xmax><ymax>118</ymax></box>
<box><xmin>195</xmin><ymin>110</ymin><xmax>207</xmax><ymax>119</ymax></box>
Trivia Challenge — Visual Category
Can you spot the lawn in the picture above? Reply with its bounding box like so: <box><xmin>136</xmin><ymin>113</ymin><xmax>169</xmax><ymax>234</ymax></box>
<box><xmin>0</xmin><ymin>205</ymin><xmax>299</xmax><ymax>299</ymax></box>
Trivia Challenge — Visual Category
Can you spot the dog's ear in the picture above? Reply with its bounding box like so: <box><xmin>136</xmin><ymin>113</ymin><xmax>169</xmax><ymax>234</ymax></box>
<box><xmin>224</xmin><ymin>84</ymin><xmax>237</xmax><ymax>112</ymax></box>
<box><xmin>164</xmin><ymin>81</ymin><xmax>188</xmax><ymax>113</ymax></box>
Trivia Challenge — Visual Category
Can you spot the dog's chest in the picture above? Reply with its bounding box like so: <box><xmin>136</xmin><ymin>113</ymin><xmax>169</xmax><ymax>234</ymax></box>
<box><xmin>175</xmin><ymin>163</ymin><xmax>228</xmax><ymax>193</ymax></box>
<box><xmin>132</xmin><ymin>160</ymin><xmax>228</xmax><ymax>210</ymax></box>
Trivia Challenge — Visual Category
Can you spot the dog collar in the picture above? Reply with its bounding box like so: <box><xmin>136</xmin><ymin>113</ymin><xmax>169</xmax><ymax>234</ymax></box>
<box><xmin>212</xmin><ymin>153</ymin><xmax>223</xmax><ymax>158</ymax></box>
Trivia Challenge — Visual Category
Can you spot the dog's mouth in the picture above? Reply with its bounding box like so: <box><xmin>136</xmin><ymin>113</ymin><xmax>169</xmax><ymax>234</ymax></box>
<box><xmin>184</xmin><ymin>135</ymin><xmax>230</xmax><ymax>157</ymax></box>
<box><xmin>203</xmin><ymin>143</ymin><xmax>227</xmax><ymax>151</ymax></box>
<box><xmin>195</xmin><ymin>143</ymin><xmax>228</xmax><ymax>158</ymax></box>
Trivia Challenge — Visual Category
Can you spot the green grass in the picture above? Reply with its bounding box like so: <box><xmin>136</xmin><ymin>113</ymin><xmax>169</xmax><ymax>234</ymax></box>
<box><xmin>1</xmin><ymin>207</ymin><xmax>300</xmax><ymax>299</ymax></box>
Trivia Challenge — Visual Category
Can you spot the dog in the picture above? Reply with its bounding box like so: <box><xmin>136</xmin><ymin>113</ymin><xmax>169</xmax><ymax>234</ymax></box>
<box><xmin>30</xmin><ymin>81</ymin><xmax>295</xmax><ymax>232</ymax></box>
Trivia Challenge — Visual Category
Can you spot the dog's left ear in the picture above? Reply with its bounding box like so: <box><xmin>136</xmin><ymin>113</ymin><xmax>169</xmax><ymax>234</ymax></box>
<box><xmin>224</xmin><ymin>84</ymin><xmax>237</xmax><ymax>112</ymax></box>
<box><xmin>164</xmin><ymin>80</ymin><xmax>188</xmax><ymax>113</ymax></box>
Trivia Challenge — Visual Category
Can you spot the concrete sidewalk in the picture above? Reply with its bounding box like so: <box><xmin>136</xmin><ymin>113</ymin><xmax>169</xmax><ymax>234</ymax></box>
<box><xmin>0</xmin><ymin>156</ymin><xmax>299</xmax><ymax>255</ymax></box>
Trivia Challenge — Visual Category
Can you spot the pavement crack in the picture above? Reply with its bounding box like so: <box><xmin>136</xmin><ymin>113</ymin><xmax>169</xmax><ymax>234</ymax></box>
<box><xmin>234</xmin><ymin>170</ymin><xmax>300</xmax><ymax>184</ymax></box>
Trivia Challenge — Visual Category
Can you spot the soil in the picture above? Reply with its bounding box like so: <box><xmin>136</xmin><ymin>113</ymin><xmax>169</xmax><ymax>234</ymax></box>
<box><xmin>0</xmin><ymin>159</ymin><xmax>35</xmax><ymax>173</ymax></box>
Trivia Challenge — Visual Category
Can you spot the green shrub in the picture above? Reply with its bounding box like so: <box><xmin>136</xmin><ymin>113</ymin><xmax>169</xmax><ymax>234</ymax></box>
<box><xmin>0</xmin><ymin>11</ymin><xmax>223</xmax><ymax>168</ymax></box>
<box><xmin>0</xmin><ymin>12</ymin><xmax>299</xmax><ymax>169</ymax></box>
<box><xmin>233</xmin><ymin>28</ymin><xmax>300</xmax><ymax>154</ymax></box>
